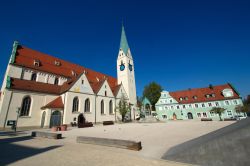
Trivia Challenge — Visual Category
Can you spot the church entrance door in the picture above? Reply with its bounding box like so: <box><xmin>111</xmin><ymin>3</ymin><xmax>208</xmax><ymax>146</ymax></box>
<box><xmin>50</xmin><ymin>110</ymin><xmax>62</xmax><ymax>128</ymax></box>
<box><xmin>187</xmin><ymin>112</ymin><xmax>193</xmax><ymax>119</ymax></box>
<box><xmin>78</xmin><ymin>114</ymin><xmax>85</xmax><ymax>127</ymax></box>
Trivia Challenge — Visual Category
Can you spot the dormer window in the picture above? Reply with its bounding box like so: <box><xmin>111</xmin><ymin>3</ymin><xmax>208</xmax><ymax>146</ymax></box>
<box><xmin>54</xmin><ymin>60</ymin><xmax>61</xmax><ymax>66</ymax></box>
<box><xmin>205</xmin><ymin>94</ymin><xmax>210</xmax><ymax>98</ymax></box>
<box><xmin>211</xmin><ymin>93</ymin><xmax>215</xmax><ymax>97</ymax></box>
<box><xmin>34</xmin><ymin>60</ymin><xmax>40</xmax><ymax>67</ymax></box>
<box><xmin>193</xmin><ymin>96</ymin><xmax>197</xmax><ymax>100</ymax></box>
<box><xmin>179</xmin><ymin>97</ymin><xmax>183</xmax><ymax>101</ymax></box>
<box><xmin>71</xmin><ymin>70</ymin><xmax>77</xmax><ymax>77</ymax></box>
<box><xmin>96</xmin><ymin>77</ymin><xmax>99</xmax><ymax>82</ymax></box>
<box><xmin>185</xmin><ymin>97</ymin><xmax>188</xmax><ymax>100</ymax></box>
<box><xmin>222</xmin><ymin>89</ymin><xmax>234</xmax><ymax>97</ymax></box>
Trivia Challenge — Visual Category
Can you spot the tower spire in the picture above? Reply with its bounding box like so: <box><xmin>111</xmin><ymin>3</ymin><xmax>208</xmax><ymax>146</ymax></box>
<box><xmin>120</xmin><ymin>25</ymin><xmax>129</xmax><ymax>55</ymax></box>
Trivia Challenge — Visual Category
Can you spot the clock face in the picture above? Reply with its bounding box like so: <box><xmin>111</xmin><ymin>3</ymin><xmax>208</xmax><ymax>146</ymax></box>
<box><xmin>129</xmin><ymin>63</ymin><xmax>133</xmax><ymax>71</ymax></box>
<box><xmin>120</xmin><ymin>64</ymin><xmax>125</xmax><ymax>71</ymax></box>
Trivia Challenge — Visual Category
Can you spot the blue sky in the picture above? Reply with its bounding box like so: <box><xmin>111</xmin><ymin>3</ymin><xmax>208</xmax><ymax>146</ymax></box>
<box><xmin>0</xmin><ymin>0</ymin><xmax>249</xmax><ymax>98</ymax></box>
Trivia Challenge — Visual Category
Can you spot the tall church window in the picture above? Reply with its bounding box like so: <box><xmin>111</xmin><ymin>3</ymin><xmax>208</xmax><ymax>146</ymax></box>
<box><xmin>20</xmin><ymin>96</ymin><xmax>31</xmax><ymax>116</ymax></box>
<box><xmin>101</xmin><ymin>100</ymin><xmax>104</xmax><ymax>114</ymax></box>
<box><xmin>31</xmin><ymin>73</ymin><xmax>37</xmax><ymax>81</ymax></box>
<box><xmin>109</xmin><ymin>100</ymin><xmax>113</xmax><ymax>114</ymax></box>
<box><xmin>84</xmin><ymin>98</ymin><xmax>90</xmax><ymax>112</ymax></box>
<box><xmin>72</xmin><ymin>97</ymin><xmax>79</xmax><ymax>112</ymax></box>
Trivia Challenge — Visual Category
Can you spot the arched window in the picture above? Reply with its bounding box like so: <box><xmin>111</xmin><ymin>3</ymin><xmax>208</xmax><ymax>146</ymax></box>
<box><xmin>84</xmin><ymin>98</ymin><xmax>90</xmax><ymax>112</ymax></box>
<box><xmin>20</xmin><ymin>96</ymin><xmax>31</xmax><ymax>116</ymax></box>
<box><xmin>31</xmin><ymin>73</ymin><xmax>37</xmax><ymax>81</ymax></box>
<box><xmin>72</xmin><ymin>97</ymin><xmax>79</xmax><ymax>112</ymax></box>
<box><xmin>54</xmin><ymin>77</ymin><xmax>59</xmax><ymax>85</ymax></box>
<box><xmin>101</xmin><ymin>100</ymin><xmax>104</xmax><ymax>114</ymax></box>
<box><xmin>109</xmin><ymin>100</ymin><xmax>113</xmax><ymax>114</ymax></box>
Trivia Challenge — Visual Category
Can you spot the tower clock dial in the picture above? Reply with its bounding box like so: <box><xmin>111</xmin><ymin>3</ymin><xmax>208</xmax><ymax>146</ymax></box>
<box><xmin>120</xmin><ymin>64</ymin><xmax>125</xmax><ymax>71</ymax></box>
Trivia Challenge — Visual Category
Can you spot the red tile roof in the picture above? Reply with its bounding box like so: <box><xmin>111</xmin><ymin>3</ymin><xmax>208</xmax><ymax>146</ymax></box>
<box><xmin>10</xmin><ymin>78</ymin><xmax>62</xmax><ymax>94</ymax></box>
<box><xmin>169</xmin><ymin>84</ymin><xmax>240</xmax><ymax>104</ymax></box>
<box><xmin>12</xmin><ymin>45</ymin><xmax>118</xmax><ymax>94</ymax></box>
<box><xmin>41</xmin><ymin>96</ymin><xmax>64</xmax><ymax>109</ymax></box>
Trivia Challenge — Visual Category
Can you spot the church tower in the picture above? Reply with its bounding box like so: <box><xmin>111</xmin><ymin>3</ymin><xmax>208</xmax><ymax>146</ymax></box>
<box><xmin>117</xmin><ymin>25</ymin><xmax>137</xmax><ymax>106</ymax></box>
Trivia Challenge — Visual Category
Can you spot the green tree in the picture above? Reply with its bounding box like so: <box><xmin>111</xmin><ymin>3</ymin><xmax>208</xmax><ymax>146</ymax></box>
<box><xmin>118</xmin><ymin>95</ymin><xmax>130</xmax><ymax>122</ymax></box>
<box><xmin>210</xmin><ymin>107</ymin><xmax>226</xmax><ymax>121</ymax></box>
<box><xmin>136</xmin><ymin>96</ymin><xmax>142</xmax><ymax>111</ymax></box>
<box><xmin>235</xmin><ymin>105</ymin><xmax>248</xmax><ymax>115</ymax></box>
<box><xmin>143</xmin><ymin>82</ymin><xmax>163</xmax><ymax>111</ymax></box>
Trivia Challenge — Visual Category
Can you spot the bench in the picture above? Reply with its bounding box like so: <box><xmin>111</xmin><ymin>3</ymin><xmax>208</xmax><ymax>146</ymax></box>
<box><xmin>201</xmin><ymin>118</ymin><xmax>213</xmax><ymax>121</ymax></box>
<box><xmin>31</xmin><ymin>131</ymin><xmax>62</xmax><ymax>139</ymax></box>
<box><xmin>103</xmin><ymin>121</ymin><xmax>114</xmax><ymax>126</ymax></box>
<box><xmin>78</xmin><ymin>122</ymin><xmax>93</xmax><ymax>128</ymax></box>
<box><xmin>76</xmin><ymin>136</ymin><xmax>142</xmax><ymax>151</ymax></box>
<box><xmin>224</xmin><ymin>118</ymin><xmax>236</xmax><ymax>121</ymax></box>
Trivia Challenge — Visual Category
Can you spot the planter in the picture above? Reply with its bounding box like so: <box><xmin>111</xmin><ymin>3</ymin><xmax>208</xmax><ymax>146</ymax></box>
<box><xmin>60</xmin><ymin>124</ymin><xmax>67</xmax><ymax>131</ymax></box>
<box><xmin>51</xmin><ymin>126</ymin><xmax>58</xmax><ymax>132</ymax></box>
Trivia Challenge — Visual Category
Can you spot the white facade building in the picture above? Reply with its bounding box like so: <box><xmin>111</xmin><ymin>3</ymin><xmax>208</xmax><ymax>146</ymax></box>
<box><xmin>0</xmin><ymin>26</ymin><xmax>137</xmax><ymax>129</ymax></box>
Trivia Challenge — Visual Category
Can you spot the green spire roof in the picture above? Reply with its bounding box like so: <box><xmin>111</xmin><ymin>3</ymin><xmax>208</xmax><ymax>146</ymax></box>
<box><xmin>120</xmin><ymin>25</ymin><xmax>129</xmax><ymax>55</ymax></box>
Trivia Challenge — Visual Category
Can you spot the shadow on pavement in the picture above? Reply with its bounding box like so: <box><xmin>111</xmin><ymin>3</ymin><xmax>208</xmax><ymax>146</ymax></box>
<box><xmin>161</xmin><ymin>119</ymin><xmax>250</xmax><ymax>166</ymax></box>
<box><xmin>0</xmin><ymin>135</ymin><xmax>62</xmax><ymax>165</ymax></box>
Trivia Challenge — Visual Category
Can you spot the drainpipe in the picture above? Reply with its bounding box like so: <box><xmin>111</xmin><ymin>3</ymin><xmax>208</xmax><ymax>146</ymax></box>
<box><xmin>115</xmin><ymin>97</ymin><xmax>116</xmax><ymax>122</ymax></box>
<box><xmin>4</xmin><ymin>90</ymin><xmax>13</xmax><ymax>129</ymax></box>
<box><xmin>63</xmin><ymin>93</ymin><xmax>66</xmax><ymax>124</ymax></box>
<box><xmin>94</xmin><ymin>94</ymin><xmax>97</xmax><ymax>124</ymax></box>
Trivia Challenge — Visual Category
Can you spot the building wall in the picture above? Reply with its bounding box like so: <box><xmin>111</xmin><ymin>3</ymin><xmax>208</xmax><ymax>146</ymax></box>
<box><xmin>0</xmin><ymin>90</ymin><xmax>57</xmax><ymax>128</ymax></box>
<box><xmin>156</xmin><ymin>98</ymin><xmax>244</xmax><ymax>121</ymax></box>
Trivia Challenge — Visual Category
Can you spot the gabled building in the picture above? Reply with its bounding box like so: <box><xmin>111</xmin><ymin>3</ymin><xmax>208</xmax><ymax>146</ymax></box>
<box><xmin>155</xmin><ymin>84</ymin><xmax>245</xmax><ymax>121</ymax></box>
<box><xmin>0</xmin><ymin>26</ymin><xmax>137</xmax><ymax>129</ymax></box>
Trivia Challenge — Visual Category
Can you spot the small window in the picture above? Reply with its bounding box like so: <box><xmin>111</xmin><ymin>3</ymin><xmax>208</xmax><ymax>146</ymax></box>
<box><xmin>185</xmin><ymin>97</ymin><xmax>188</xmax><ymax>100</ymax></box>
<box><xmin>54</xmin><ymin>77</ymin><xmax>59</xmax><ymax>85</ymax></box>
<box><xmin>105</xmin><ymin>91</ymin><xmax>107</xmax><ymax>96</ymax></box>
<box><xmin>162</xmin><ymin>115</ymin><xmax>167</xmax><ymax>119</ymax></box>
<box><xmin>183</xmin><ymin>105</ymin><xmax>186</xmax><ymax>109</ymax></box>
<box><xmin>71</xmin><ymin>70</ymin><xmax>77</xmax><ymax>76</ymax></box>
<box><xmin>197</xmin><ymin>113</ymin><xmax>201</xmax><ymax>118</ymax></box>
<box><xmin>82</xmin><ymin>80</ymin><xmax>84</xmax><ymax>85</ymax></box>
<box><xmin>215</xmin><ymin>102</ymin><xmax>219</xmax><ymax>106</ymax></box>
<box><xmin>202</xmin><ymin>103</ymin><xmax>205</xmax><ymax>107</ymax></box>
<box><xmin>210</xmin><ymin>111</ymin><xmax>215</xmax><ymax>117</ymax></box>
<box><xmin>203</xmin><ymin>112</ymin><xmax>207</xmax><ymax>117</ymax></box>
<box><xmin>189</xmin><ymin>104</ymin><xmax>192</xmax><ymax>108</ymax></box>
<box><xmin>31</xmin><ymin>73</ymin><xmax>37</xmax><ymax>81</ymax></box>
<box><xmin>171</xmin><ymin>106</ymin><xmax>174</xmax><ymax>109</ymax></box>
<box><xmin>225</xmin><ymin>101</ymin><xmax>229</xmax><ymax>105</ymax></box>
<box><xmin>177</xmin><ymin>106</ymin><xmax>180</xmax><ymax>109</ymax></box>
<box><xmin>227</xmin><ymin>110</ymin><xmax>232</xmax><ymax>116</ymax></box>
<box><xmin>205</xmin><ymin>94</ymin><xmax>210</xmax><ymax>98</ymax></box>
<box><xmin>211</xmin><ymin>94</ymin><xmax>215</xmax><ymax>97</ymax></box>
<box><xmin>165</xmin><ymin>106</ymin><xmax>168</xmax><ymax>110</ymax></box>
<box><xmin>208</xmin><ymin>103</ymin><xmax>212</xmax><ymax>107</ymax></box>
<box><xmin>193</xmin><ymin>96</ymin><xmax>197</xmax><ymax>100</ymax></box>
<box><xmin>233</xmin><ymin>100</ymin><xmax>237</xmax><ymax>105</ymax></box>
<box><xmin>195</xmin><ymin>104</ymin><xmax>199</xmax><ymax>108</ymax></box>
<box><xmin>179</xmin><ymin>97</ymin><xmax>183</xmax><ymax>101</ymax></box>
<box><xmin>170</xmin><ymin>99</ymin><xmax>172</xmax><ymax>103</ymax></box>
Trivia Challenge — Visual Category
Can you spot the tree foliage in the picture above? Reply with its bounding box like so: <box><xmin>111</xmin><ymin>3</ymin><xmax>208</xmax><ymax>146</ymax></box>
<box><xmin>235</xmin><ymin>105</ymin><xmax>248</xmax><ymax>113</ymax></box>
<box><xmin>118</xmin><ymin>95</ymin><xmax>130</xmax><ymax>122</ymax></box>
<box><xmin>143</xmin><ymin>82</ymin><xmax>163</xmax><ymax>110</ymax></box>
<box><xmin>210</xmin><ymin>107</ymin><xmax>226</xmax><ymax>121</ymax></box>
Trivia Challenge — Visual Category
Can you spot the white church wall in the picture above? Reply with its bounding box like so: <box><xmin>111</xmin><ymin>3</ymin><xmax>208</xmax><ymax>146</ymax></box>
<box><xmin>0</xmin><ymin>90</ymin><xmax>57</xmax><ymax>128</ymax></box>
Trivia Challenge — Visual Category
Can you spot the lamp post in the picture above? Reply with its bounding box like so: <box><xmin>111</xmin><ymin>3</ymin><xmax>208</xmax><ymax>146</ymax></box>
<box><xmin>15</xmin><ymin>107</ymin><xmax>21</xmax><ymax>132</ymax></box>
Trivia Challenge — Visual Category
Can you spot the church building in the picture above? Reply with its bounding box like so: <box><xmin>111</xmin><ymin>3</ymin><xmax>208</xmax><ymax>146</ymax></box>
<box><xmin>0</xmin><ymin>26</ymin><xmax>137</xmax><ymax>129</ymax></box>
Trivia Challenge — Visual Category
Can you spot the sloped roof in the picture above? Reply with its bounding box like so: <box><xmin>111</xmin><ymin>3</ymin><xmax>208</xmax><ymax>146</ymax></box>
<box><xmin>41</xmin><ymin>96</ymin><xmax>64</xmax><ymax>109</ymax></box>
<box><xmin>169</xmin><ymin>83</ymin><xmax>240</xmax><ymax>104</ymax></box>
<box><xmin>10</xmin><ymin>78</ymin><xmax>62</xmax><ymax>94</ymax></box>
<box><xmin>12</xmin><ymin>44</ymin><xmax>118</xmax><ymax>94</ymax></box>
